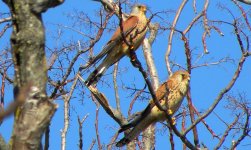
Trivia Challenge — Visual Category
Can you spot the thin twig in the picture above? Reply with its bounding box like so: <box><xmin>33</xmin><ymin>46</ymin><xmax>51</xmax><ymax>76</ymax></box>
<box><xmin>0</xmin><ymin>23</ymin><xmax>11</xmax><ymax>38</ymax></box>
<box><xmin>230</xmin><ymin>104</ymin><xmax>250</xmax><ymax>149</ymax></box>
<box><xmin>168</xmin><ymin>125</ymin><xmax>175</xmax><ymax>150</ymax></box>
<box><xmin>182</xmin><ymin>108</ymin><xmax>187</xmax><ymax>150</ymax></box>
<box><xmin>88</xmin><ymin>139</ymin><xmax>96</xmax><ymax>150</ymax></box>
<box><xmin>214</xmin><ymin>115</ymin><xmax>239</xmax><ymax>150</ymax></box>
<box><xmin>94</xmin><ymin>100</ymin><xmax>101</xmax><ymax>150</ymax></box>
<box><xmin>232</xmin><ymin>0</ymin><xmax>251</xmax><ymax>31</ymax></box>
<box><xmin>78</xmin><ymin>114</ymin><xmax>89</xmax><ymax>150</ymax></box>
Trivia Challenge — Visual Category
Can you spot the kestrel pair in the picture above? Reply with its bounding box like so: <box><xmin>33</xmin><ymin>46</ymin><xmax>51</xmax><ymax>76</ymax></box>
<box><xmin>84</xmin><ymin>4</ymin><xmax>191</xmax><ymax>148</ymax></box>
<box><xmin>116</xmin><ymin>70</ymin><xmax>190</xmax><ymax>147</ymax></box>
<box><xmin>85</xmin><ymin>4</ymin><xmax>148</xmax><ymax>86</ymax></box>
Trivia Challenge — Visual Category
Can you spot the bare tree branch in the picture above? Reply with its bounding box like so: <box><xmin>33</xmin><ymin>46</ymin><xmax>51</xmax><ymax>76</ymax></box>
<box><xmin>78</xmin><ymin>75</ymin><xmax>125</xmax><ymax>125</ymax></box>
<box><xmin>92</xmin><ymin>0</ymin><xmax>128</xmax><ymax>20</ymax></box>
<box><xmin>0</xmin><ymin>17</ymin><xmax>11</xmax><ymax>24</ymax></box>
<box><xmin>214</xmin><ymin>115</ymin><xmax>239</xmax><ymax>150</ymax></box>
<box><xmin>236</xmin><ymin>0</ymin><xmax>251</xmax><ymax>4</ymax></box>
<box><xmin>165</xmin><ymin>0</ymin><xmax>188</xmax><ymax>75</ymax></box>
<box><xmin>61</xmin><ymin>75</ymin><xmax>79</xmax><ymax>150</ymax></box>
<box><xmin>78</xmin><ymin>114</ymin><xmax>89</xmax><ymax>150</ymax></box>
<box><xmin>113</xmin><ymin>62</ymin><xmax>121</xmax><ymax>111</ymax></box>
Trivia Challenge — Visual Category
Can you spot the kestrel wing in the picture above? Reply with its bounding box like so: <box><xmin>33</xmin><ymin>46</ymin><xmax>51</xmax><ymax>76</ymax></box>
<box><xmin>118</xmin><ymin>82</ymin><xmax>170</xmax><ymax>133</ymax></box>
<box><xmin>136</xmin><ymin>82</ymin><xmax>170</xmax><ymax>124</ymax></box>
<box><xmin>156</xmin><ymin>81</ymin><xmax>170</xmax><ymax>101</ymax></box>
<box><xmin>166</xmin><ymin>78</ymin><xmax>175</xmax><ymax>91</ymax></box>
<box><xmin>110</xmin><ymin>15</ymin><xmax>139</xmax><ymax>41</ymax></box>
<box><xmin>86</xmin><ymin>41</ymin><xmax>117</xmax><ymax>67</ymax></box>
<box><xmin>118</xmin><ymin>103</ymin><xmax>152</xmax><ymax>133</ymax></box>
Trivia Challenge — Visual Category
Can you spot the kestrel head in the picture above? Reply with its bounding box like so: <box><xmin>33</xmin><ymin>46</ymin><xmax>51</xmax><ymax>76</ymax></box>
<box><xmin>131</xmin><ymin>4</ymin><xmax>147</xmax><ymax>15</ymax></box>
<box><xmin>170</xmin><ymin>70</ymin><xmax>190</xmax><ymax>94</ymax></box>
<box><xmin>171</xmin><ymin>70</ymin><xmax>190</xmax><ymax>81</ymax></box>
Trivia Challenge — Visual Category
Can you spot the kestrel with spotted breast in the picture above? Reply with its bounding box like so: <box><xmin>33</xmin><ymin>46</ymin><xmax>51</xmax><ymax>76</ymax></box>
<box><xmin>85</xmin><ymin>4</ymin><xmax>148</xmax><ymax>86</ymax></box>
<box><xmin>116</xmin><ymin>70</ymin><xmax>190</xmax><ymax>147</ymax></box>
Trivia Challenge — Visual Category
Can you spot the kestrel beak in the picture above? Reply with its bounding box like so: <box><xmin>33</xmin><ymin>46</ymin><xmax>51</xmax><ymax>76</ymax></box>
<box><xmin>142</xmin><ymin>6</ymin><xmax>147</xmax><ymax>13</ymax></box>
<box><xmin>184</xmin><ymin>74</ymin><xmax>190</xmax><ymax>81</ymax></box>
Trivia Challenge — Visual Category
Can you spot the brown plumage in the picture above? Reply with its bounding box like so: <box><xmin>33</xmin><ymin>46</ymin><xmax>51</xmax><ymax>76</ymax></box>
<box><xmin>116</xmin><ymin>70</ymin><xmax>190</xmax><ymax>147</ymax></box>
<box><xmin>85</xmin><ymin>4</ymin><xmax>148</xmax><ymax>86</ymax></box>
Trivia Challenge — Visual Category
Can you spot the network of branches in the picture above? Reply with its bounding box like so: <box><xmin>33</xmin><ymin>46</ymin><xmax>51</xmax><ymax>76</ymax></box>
<box><xmin>0</xmin><ymin>0</ymin><xmax>251</xmax><ymax>150</ymax></box>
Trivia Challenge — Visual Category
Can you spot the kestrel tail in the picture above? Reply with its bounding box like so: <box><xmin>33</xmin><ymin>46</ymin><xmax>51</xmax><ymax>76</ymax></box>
<box><xmin>85</xmin><ymin>4</ymin><xmax>148</xmax><ymax>86</ymax></box>
<box><xmin>116</xmin><ymin>70</ymin><xmax>190</xmax><ymax>147</ymax></box>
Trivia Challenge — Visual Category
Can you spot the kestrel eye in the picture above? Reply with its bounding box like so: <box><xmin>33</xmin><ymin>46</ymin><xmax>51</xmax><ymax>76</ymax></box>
<box><xmin>181</xmin><ymin>74</ymin><xmax>185</xmax><ymax>79</ymax></box>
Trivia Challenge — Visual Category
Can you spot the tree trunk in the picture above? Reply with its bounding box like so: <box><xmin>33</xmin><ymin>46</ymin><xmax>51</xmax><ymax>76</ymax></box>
<box><xmin>3</xmin><ymin>0</ymin><xmax>63</xmax><ymax>149</ymax></box>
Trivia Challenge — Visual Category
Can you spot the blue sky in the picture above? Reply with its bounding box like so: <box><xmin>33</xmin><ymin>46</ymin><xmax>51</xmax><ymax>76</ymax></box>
<box><xmin>1</xmin><ymin>0</ymin><xmax>251</xmax><ymax>149</ymax></box>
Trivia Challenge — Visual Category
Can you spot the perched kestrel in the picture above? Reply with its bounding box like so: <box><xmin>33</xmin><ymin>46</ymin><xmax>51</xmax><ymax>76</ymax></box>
<box><xmin>85</xmin><ymin>5</ymin><xmax>148</xmax><ymax>86</ymax></box>
<box><xmin>116</xmin><ymin>70</ymin><xmax>190</xmax><ymax>147</ymax></box>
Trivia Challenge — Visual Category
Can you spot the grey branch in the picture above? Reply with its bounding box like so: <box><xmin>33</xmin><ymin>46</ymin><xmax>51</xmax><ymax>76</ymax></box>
<box><xmin>92</xmin><ymin>0</ymin><xmax>128</xmax><ymax>20</ymax></box>
<box><xmin>236</xmin><ymin>0</ymin><xmax>251</xmax><ymax>4</ymax></box>
<box><xmin>0</xmin><ymin>17</ymin><xmax>11</xmax><ymax>24</ymax></box>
